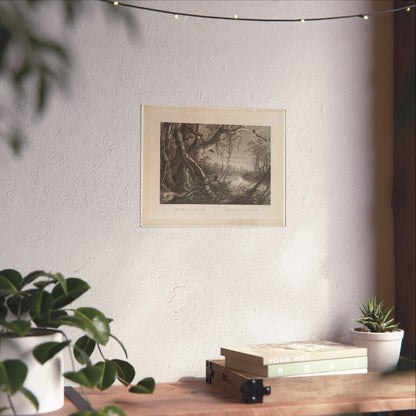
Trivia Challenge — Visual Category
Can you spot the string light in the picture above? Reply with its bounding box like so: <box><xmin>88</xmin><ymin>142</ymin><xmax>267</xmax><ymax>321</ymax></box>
<box><xmin>99</xmin><ymin>0</ymin><xmax>415</xmax><ymax>23</ymax></box>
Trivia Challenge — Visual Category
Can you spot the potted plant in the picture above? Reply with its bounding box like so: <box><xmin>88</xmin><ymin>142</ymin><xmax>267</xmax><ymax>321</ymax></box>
<box><xmin>0</xmin><ymin>269</ymin><xmax>155</xmax><ymax>416</ymax></box>
<box><xmin>351</xmin><ymin>296</ymin><xmax>404</xmax><ymax>372</ymax></box>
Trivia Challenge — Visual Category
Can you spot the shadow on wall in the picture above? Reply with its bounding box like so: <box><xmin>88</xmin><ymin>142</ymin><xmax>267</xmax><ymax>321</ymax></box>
<box><xmin>0</xmin><ymin>0</ymin><xmax>136</xmax><ymax>155</ymax></box>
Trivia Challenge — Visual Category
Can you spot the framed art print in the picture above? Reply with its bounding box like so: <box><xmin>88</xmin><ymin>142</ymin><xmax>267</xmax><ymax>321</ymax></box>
<box><xmin>141</xmin><ymin>105</ymin><xmax>285</xmax><ymax>226</ymax></box>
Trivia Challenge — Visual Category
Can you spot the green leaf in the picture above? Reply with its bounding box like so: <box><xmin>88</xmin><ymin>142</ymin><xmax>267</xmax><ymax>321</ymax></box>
<box><xmin>69</xmin><ymin>407</ymin><xmax>126</xmax><ymax>416</ymax></box>
<box><xmin>47</xmin><ymin>310</ymin><xmax>69</xmax><ymax>328</ymax></box>
<box><xmin>64</xmin><ymin>366</ymin><xmax>102</xmax><ymax>389</ymax></box>
<box><xmin>33</xmin><ymin>340</ymin><xmax>70</xmax><ymax>364</ymax></box>
<box><xmin>68</xmin><ymin>412</ymin><xmax>91</xmax><ymax>416</ymax></box>
<box><xmin>94</xmin><ymin>361</ymin><xmax>117</xmax><ymax>391</ymax></box>
<box><xmin>128</xmin><ymin>377</ymin><xmax>155</xmax><ymax>394</ymax></box>
<box><xmin>0</xmin><ymin>359</ymin><xmax>27</xmax><ymax>395</ymax></box>
<box><xmin>74</xmin><ymin>308</ymin><xmax>110</xmax><ymax>345</ymax></box>
<box><xmin>51</xmin><ymin>278</ymin><xmax>90</xmax><ymax>309</ymax></box>
<box><xmin>0</xmin><ymin>270</ymin><xmax>22</xmax><ymax>291</ymax></box>
<box><xmin>29</xmin><ymin>290</ymin><xmax>53</xmax><ymax>326</ymax></box>
<box><xmin>0</xmin><ymin>319</ymin><xmax>31</xmax><ymax>336</ymax></box>
<box><xmin>33</xmin><ymin>280</ymin><xmax>55</xmax><ymax>290</ymax></box>
<box><xmin>0</xmin><ymin>276</ymin><xmax>19</xmax><ymax>296</ymax></box>
<box><xmin>22</xmin><ymin>270</ymin><xmax>49</xmax><ymax>287</ymax></box>
<box><xmin>52</xmin><ymin>273</ymin><xmax>67</xmax><ymax>294</ymax></box>
<box><xmin>110</xmin><ymin>359</ymin><xmax>135</xmax><ymax>386</ymax></box>
<box><xmin>19</xmin><ymin>386</ymin><xmax>39</xmax><ymax>411</ymax></box>
<box><xmin>52</xmin><ymin>315</ymin><xmax>89</xmax><ymax>333</ymax></box>
<box><xmin>0</xmin><ymin>304</ymin><xmax>7</xmax><ymax>321</ymax></box>
<box><xmin>74</xmin><ymin>335</ymin><xmax>96</xmax><ymax>365</ymax></box>
<box><xmin>97</xmin><ymin>406</ymin><xmax>127</xmax><ymax>416</ymax></box>
<box><xmin>23</xmin><ymin>271</ymin><xmax>68</xmax><ymax>295</ymax></box>
<box><xmin>7</xmin><ymin>295</ymin><xmax>30</xmax><ymax>318</ymax></box>
<box><xmin>54</xmin><ymin>309</ymin><xmax>109</xmax><ymax>345</ymax></box>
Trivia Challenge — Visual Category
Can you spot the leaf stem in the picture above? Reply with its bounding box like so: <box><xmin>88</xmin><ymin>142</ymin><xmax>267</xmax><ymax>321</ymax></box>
<box><xmin>61</xmin><ymin>332</ymin><xmax>94</xmax><ymax>411</ymax></box>
<box><xmin>97</xmin><ymin>343</ymin><xmax>106</xmax><ymax>361</ymax></box>
<box><xmin>7</xmin><ymin>393</ymin><xmax>17</xmax><ymax>416</ymax></box>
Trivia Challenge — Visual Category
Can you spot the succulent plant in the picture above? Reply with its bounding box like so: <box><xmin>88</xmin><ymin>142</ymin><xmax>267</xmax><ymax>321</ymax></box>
<box><xmin>353</xmin><ymin>296</ymin><xmax>400</xmax><ymax>333</ymax></box>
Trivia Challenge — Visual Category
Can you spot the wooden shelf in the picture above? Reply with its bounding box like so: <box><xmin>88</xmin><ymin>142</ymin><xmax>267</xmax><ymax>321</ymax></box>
<box><xmin>51</xmin><ymin>367</ymin><xmax>415</xmax><ymax>416</ymax></box>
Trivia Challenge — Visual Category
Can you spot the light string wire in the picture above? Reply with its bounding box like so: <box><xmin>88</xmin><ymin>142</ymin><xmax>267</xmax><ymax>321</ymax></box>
<box><xmin>100</xmin><ymin>0</ymin><xmax>415</xmax><ymax>22</ymax></box>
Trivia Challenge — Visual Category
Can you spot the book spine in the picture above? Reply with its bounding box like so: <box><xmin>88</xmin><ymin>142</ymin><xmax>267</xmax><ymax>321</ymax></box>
<box><xmin>285</xmin><ymin>368</ymin><xmax>368</xmax><ymax>377</ymax></box>
<box><xmin>225</xmin><ymin>356</ymin><xmax>368</xmax><ymax>377</ymax></box>
<box><xmin>267</xmin><ymin>356</ymin><xmax>368</xmax><ymax>377</ymax></box>
<box><xmin>221</xmin><ymin>346</ymin><xmax>368</xmax><ymax>365</ymax></box>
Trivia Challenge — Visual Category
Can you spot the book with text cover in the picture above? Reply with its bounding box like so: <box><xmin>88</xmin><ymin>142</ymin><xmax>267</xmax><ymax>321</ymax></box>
<box><xmin>224</xmin><ymin>355</ymin><xmax>368</xmax><ymax>377</ymax></box>
<box><xmin>220</xmin><ymin>341</ymin><xmax>367</xmax><ymax>366</ymax></box>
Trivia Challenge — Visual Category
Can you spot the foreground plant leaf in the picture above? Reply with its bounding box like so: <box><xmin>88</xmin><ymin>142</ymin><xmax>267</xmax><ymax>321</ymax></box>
<box><xmin>22</xmin><ymin>270</ymin><xmax>49</xmax><ymax>287</ymax></box>
<box><xmin>0</xmin><ymin>359</ymin><xmax>27</xmax><ymax>395</ymax></box>
<box><xmin>64</xmin><ymin>366</ymin><xmax>102</xmax><ymax>389</ymax></box>
<box><xmin>0</xmin><ymin>274</ymin><xmax>20</xmax><ymax>296</ymax></box>
<box><xmin>74</xmin><ymin>308</ymin><xmax>110</xmax><ymax>345</ymax></box>
<box><xmin>20</xmin><ymin>386</ymin><xmax>39</xmax><ymax>411</ymax></box>
<box><xmin>0</xmin><ymin>269</ymin><xmax>22</xmax><ymax>292</ymax></box>
<box><xmin>69</xmin><ymin>405</ymin><xmax>126</xmax><ymax>416</ymax></box>
<box><xmin>54</xmin><ymin>308</ymin><xmax>109</xmax><ymax>346</ymax></box>
<box><xmin>129</xmin><ymin>377</ymin><xmax>155</xmax><ymax>394</ymax></box>
<box><xmin>33</xmin><ymin>340</ymin><xmax>71</xmax><ymax>364</ymax></box>
<box><xmin>29</xmin><ymin>290</ymin><xmax>53</xmax><ymax>324</ymax></box>
<box><xmin>94</xmin><ymin>361</ymin><xmax>117</xmax><ymax>391</ymax></box>
<box><xmin>0</xmin><ymin>319</ymin><xmax>31</xmax><ymax>336</ymax></box>
<box><xmin>0</xmin><ymin>303</ymin><xmax>7</xmax><ymax>321</ymax></box>
<box><xmin>110</xmin><ymin>359</ymin><xmax>135</xmax><ymax>386</ymax></box>
<box><xmin>51</xmin><ymin>278</ymin><xmax>90</xmax><ymax>309</ymax></box>
<box><xmin>22</xmin><ymin>271</ymin><xmax>67</xmax><ymax>294</ymax></box>
<box><xmin>74</xmin><ymin>335</ymin><xmax>96</xmax><ymax>365</ymax></box>
<box><xmin>7</xmin><ymin>295</ymin><xmax>30</xmax><ymax>318</ymax></box>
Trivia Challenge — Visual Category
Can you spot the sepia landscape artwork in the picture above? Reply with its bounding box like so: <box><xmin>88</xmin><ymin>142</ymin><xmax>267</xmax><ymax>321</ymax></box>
<box><xmin>141</xmin><ymin>106</ymin><xmax>285</xmax><ymax>227</ymax></box>
<box><xmin>160</xmin><ymin>122</ymin><xmax>271</xmax><ymax>206</ymax></box>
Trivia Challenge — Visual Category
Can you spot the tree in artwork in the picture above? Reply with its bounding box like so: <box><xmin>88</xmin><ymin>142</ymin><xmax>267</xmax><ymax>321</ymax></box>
<box><xmin>160</xmin><ymin>122</ymin><xmax>271</xmax><ymax>205</ymax></box>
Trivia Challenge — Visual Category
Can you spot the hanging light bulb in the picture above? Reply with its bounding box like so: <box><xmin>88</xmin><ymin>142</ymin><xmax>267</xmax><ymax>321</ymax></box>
<box><xmin>113</xmin><ymin>1</ymin><xmax>119</xmax><ymax>5</ymax></box>
<box><xmin>174</xmin><ymin>14</ymin><xmax>179</xmax><ymax>19</ymax></box>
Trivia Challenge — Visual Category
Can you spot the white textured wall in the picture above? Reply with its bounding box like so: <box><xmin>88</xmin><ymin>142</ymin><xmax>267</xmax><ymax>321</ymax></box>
<box><xmin>0</xmin><ymin>1</ymin><xmax>394</xmax><ymax>382</ymax></box>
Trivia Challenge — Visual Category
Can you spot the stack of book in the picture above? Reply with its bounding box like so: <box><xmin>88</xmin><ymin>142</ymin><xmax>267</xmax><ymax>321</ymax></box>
<box><xmin>220</xmin><ymin>340</ymin><xmax>368</xmax><ymax>378</ymax></box>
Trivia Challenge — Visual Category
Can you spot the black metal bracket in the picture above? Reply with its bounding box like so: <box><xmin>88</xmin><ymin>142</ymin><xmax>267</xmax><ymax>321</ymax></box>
<box><xmin>240</xmin><ymin>378</ymin><xmax>271</xmax><ymax>403</ymax></box>
<box><xmin>206</xmin><ymin>360</ymin><xmax>214</xmax><ymax>383</ymax></box>
<box><xmin>64</xmin><ymin>386</ymin><xmax>93</xmax><ymax>411</ymax></box>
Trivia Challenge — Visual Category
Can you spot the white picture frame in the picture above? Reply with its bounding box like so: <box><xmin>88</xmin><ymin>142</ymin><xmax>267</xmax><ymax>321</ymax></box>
<box><xmin>141</xmin><ymin>105</ymin><xmax>285</xmax><ymax>226</ymax></box>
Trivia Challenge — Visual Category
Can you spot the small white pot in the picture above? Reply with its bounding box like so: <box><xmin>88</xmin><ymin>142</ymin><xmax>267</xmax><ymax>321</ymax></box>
<box><xmin>351</xmin><ymin>328</ymin><xmax>404</xmax><ymax>372</ymax></box>
<box><xmin>0</xmin><ymin>329</ymin><xmax>64</xmax><ymax>415</ymax></box>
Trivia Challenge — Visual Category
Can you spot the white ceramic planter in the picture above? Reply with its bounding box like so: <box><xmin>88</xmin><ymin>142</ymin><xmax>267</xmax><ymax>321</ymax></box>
<box><xmin>0</xmin><ymin>329</ymin><xmax>64</xmax><ymax>415</ymax></box>
<box><xmin>351</xmin><ymin>328</ymin><xmax>404</xmax><ymax>372</ymax></box>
